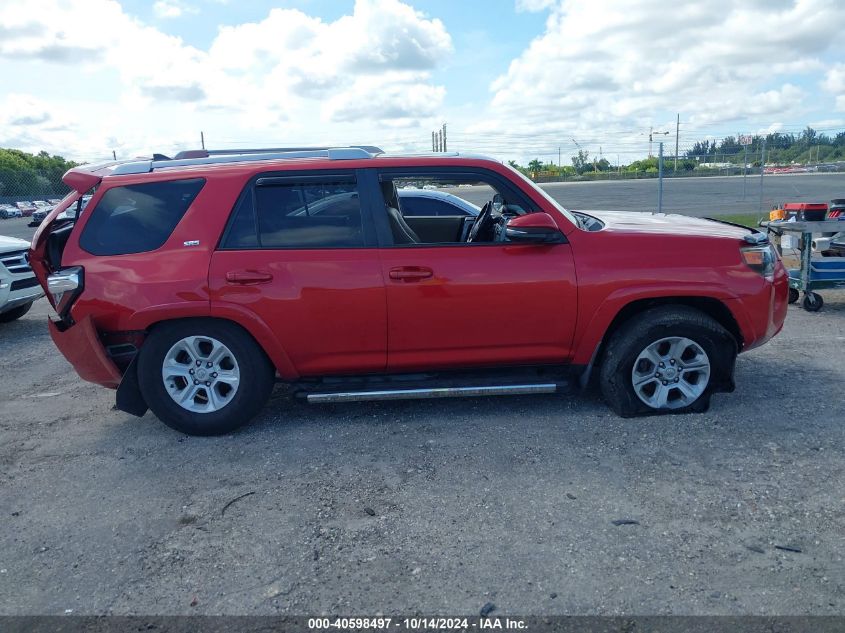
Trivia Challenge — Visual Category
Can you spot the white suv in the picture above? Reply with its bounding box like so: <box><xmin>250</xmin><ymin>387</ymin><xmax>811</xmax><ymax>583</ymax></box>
<box><xmin>0</xmin><ymin>235</ymin><xmax>44</xmax><ymax>322</ymax></box>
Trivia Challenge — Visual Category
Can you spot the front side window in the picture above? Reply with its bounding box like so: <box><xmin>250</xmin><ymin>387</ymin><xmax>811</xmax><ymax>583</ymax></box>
<box><xmin>223</xmin><ymin>177</ymin><xmax>365</xmax><ymax>249</ymax></box>
<box><xmin>79</xmin><ymin>178</ymin><xmax>204</xmax><ymax>256</ymax></box>
<box><xmin>377</xmin><ymin>171</ymin><xmax>535</xmax><ymax>246</ymax></box>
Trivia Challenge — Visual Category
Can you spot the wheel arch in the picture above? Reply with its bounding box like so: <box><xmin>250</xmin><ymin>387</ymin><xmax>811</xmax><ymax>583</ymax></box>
<box><xmin>578</xmin><ymin>296</ymin><xmax>743</xmax><ymax>387</ymax></box>
<box><xmin>138</xmin><ymin>312</ymin><xmax>297</xmax><ymax>379</ymax></box>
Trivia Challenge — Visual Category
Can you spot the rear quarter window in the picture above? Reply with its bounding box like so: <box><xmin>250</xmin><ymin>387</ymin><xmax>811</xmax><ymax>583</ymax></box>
<box><xmin>79</xmin><ymin>178</ymin><xmax>205</xmax><ymax>256</ymax></box>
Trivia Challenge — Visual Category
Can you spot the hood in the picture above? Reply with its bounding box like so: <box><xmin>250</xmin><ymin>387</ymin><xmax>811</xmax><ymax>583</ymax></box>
<box><xmin>0</xmin><ymin>235</ymin><xmax>31</xmax><ymax>253</ymax></box>
<box><xmin>580</xmin><ymin>210</ymin><xmax>754</xmax><ymax>240</ymax></box>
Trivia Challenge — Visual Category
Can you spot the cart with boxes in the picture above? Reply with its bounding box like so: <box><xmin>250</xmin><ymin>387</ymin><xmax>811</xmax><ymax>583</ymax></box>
<box><xmin>763</xmin><ymin>201</ymin><xmax>845</xmax><ymax>312</ymax></box>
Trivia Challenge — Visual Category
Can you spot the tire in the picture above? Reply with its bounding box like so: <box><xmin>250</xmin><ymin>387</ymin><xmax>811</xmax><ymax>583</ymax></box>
<box><xmin>802</xmin><ymin>292</ymin><xmax>823</xmax><ymax>312</ymax></box>
<box><xmin>0</xmin><ymin>301</ymin><xmax>33</xmax><ymax>323</ymax></box>
<box><xmin>788</xmin><ymin>287</ymin><xmax>799</xmax><ymax>304</ymax></box>
<box><xmin>137</xmin><ymin>319</ymin><xmax>275</xmax><ymax>435</ymax></box>
<box><xmin>599</xmin><ymin>306</ymin><xmax>736</xmax><ymax>417</ymax></box>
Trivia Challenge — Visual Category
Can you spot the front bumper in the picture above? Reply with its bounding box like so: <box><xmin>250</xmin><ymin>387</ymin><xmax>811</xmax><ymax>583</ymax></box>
<box><xmin>0</xmin><ymin>275</ymin><xmax>44</xmax><ymax>314</ymax></box>
<box><xmin>49</xmin><ymin>316</ymin><xmax>122</xmax><ymax>388</ymax></box>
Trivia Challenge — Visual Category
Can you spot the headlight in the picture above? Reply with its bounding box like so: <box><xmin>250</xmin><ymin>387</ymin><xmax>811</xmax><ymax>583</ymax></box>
<box><xmin>740</xmin><ymin>245</ymin><xmax>776</xmax><ymax>281</ymax></box>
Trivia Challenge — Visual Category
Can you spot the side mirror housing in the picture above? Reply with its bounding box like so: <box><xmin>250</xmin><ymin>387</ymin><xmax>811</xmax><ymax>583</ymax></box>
<box><xmin>505</xmin><ymin>213</ymin><xmax>565</xmax><ymax>243</ymax></box>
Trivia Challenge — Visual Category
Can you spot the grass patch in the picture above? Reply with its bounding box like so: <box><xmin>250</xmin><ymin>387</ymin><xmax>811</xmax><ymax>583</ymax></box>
<box><xmin>707</xmin><ymin>212</ymin><xmax>765</xmax><ymax>228</ymax></box>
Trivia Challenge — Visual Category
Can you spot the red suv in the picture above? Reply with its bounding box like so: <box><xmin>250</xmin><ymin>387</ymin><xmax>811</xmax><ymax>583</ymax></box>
<box><xmin>30</xmin><ymin>147</ymin><xmax>788</xmax><ymax>435</ymax></box>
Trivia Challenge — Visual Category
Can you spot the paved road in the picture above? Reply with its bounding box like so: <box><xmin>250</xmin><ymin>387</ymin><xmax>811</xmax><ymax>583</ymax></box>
<box><xmin>1</xmin><ymin>296</ymin><xmax>844</xmax><ymax>615</ymax></box>
<box><xmin>543</xmin><ymin>173</ymin><xmax>845</xmax><ymax>217</ymax></box>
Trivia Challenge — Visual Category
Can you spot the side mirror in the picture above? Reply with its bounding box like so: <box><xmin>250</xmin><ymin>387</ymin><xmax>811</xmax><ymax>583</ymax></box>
<box><xmin>505</xmin><ymin>212</ymin><xmax>565</xmax><ymax>243</ymax></box>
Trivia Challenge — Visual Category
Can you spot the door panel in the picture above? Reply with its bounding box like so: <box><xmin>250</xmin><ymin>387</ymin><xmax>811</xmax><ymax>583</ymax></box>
<box><xmin>209</xmin><ymin>250</ymin><xmax>386</xmax><ymax>376</ymax></box>
<box><xmin>379</xmin><ymin>244</ymin><xmax>578</xmax><ymax>372</ymax></box>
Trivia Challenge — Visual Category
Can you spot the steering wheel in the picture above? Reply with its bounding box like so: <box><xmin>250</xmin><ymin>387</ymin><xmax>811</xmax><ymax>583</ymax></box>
<box><xmin>467</xmin><ymin>201</ymin><xmax>495</xmax><ymax>243</ymax></box>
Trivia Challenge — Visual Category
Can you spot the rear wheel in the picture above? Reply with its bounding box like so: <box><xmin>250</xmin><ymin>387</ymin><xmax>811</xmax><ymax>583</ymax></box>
<box><xmin>0</xmin><ymin>301</ymin><xmax>33</xmax><ymax>323</ymax></box>
<box><xmin>137</xmin><ymin>320</ymin><xmax>275</xmax><ymax>435</ymax></box>
<box><xmin>788</xmin><ymin>287</ymin><xmax>799</xmax><ymax>304</ymax></box>
<box><xmin>802</xmin><ymin>292</ymin><xmax>823</xmax><ymax>312</ymax></box>
<box><xmin>599</xmin><ymin>306</ymin><xmax>736</xmax><ymax>417</ymax></box>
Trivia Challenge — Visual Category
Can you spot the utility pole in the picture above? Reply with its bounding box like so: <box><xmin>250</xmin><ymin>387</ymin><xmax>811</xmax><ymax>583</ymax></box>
<box><xmin>200</xmin><ymin>131</ymin><xmax>205</xmax><ymax>150</ymax></box>
<box><xmin>758</xmin><ymin>137</ymin><xmax>767</xmax><ymax>215</ymax></box>
<box><xmin>674</xmin><ymin>113</ymin><xmax>679</xmax><ymax>172</ymax></box>
<box><xmin>442</xmin><ymin>123</ymin><xmax>447</xmax><ymax>152</ymax></box>
<box><xmin>432</xmin><ymin>131</ymin><xmax>436</xmax><ymax>152</ymax></box>
<box><xmin>112</xmin><ymin>150</ymin><xmax>117</xmax><ymax>161</ymax></box>
<box><xmin>558</xmin><ymin>146</ymin><xmax>561</xmax><ymax>170</ymax></box>
<box><xmin>657</xmin><ymin>142</ymin><xmax>664</xmax><ymax>214</ymax></box>
<box><xmin>742</xmin><ymin>142</ymin><xmax>749</xmax><ymax>200</ymax></box>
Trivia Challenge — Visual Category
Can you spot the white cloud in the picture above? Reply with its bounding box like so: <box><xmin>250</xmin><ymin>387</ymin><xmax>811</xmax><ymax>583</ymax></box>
<box><xmin>153</xmin><ymin>0</ymin><xmax>199</xmax><ymax>19</ymax></box>
<box><xmin>822</xmin><ymin>63</ymin><xmax>845</xmax><ymax>111</ymax></box>
<box><xmin>0</xmin><ymin>0</ymin><xmax>452</xmax><ymax>158</ymax></box>
<box><xmin>477</xmin><ymin>0</ymin><xmax>845</xmax><ymax>159</ymax></box>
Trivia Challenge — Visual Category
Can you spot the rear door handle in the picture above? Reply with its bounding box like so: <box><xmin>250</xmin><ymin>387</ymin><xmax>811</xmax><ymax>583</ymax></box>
<box><xmin>226</xmin><ymin>270</ymin><xmax>273</xmax><ymax>284</ymax></box>
<box><xmin>389</xmin><ymin>266</ymin><xmax>433</xmax><ymax>282</ymax></box>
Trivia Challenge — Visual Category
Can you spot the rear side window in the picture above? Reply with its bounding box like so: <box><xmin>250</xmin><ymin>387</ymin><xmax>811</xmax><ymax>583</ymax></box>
<box><xmin>79</xmin><ymin>178</ymin><xmax>205</xmax><ymax>256</ymax></box>
<box><xmin>223</xmin><ymin>177</ymin><xmax>365</xmax><ymax>249</ymax></box>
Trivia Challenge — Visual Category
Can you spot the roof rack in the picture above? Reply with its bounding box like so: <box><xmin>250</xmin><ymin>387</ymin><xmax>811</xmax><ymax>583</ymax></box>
<box><xmin>110</xmin><ymin>146</ymin><xmax>384</xmax><ymax>176</ymax></box>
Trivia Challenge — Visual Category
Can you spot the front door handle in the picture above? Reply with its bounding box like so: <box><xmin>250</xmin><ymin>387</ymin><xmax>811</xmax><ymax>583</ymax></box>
<box><xmin>226</xmin><ymin>270</ymin><xmax>273</xmax><ymax>284</ymax></box>
<box><xmin>389</xmin><ymin>266</ymin><xmax>434</xmax><ymax>282</ymax></box>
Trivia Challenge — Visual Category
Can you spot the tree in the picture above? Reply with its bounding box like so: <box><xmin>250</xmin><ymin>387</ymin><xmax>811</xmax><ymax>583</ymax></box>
<box><xmin>527</xmin><ymin>159</ymin><xmax>543</xmax><ymax>174</ymax></box>
<box><xmin>571</xmin><ymin>150</ymin><xmax>590</xmax><ymax>174</ymax></box>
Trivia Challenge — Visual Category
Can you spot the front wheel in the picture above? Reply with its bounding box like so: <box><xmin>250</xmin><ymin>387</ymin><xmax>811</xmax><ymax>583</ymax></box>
<box><xmin>137</xmin><ymin>319</ymin><xmax>276</xmax><ymax>435</ymax></box>
<box><xmin>599</xmin><ymin>306</ymin><xmax>736</xmax><ymax>417</ymax></box>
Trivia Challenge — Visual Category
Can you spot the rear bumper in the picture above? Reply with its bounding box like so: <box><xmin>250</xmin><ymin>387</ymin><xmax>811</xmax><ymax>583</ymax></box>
<box><xmin>49</xmin><ymin>316</ymin><xmax>122</xmax><ymax>388</ymax></box>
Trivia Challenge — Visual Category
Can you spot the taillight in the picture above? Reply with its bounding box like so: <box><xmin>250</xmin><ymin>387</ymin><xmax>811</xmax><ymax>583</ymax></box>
<box><xmin>47</xmin><ymin>266</ymin><xmax>84</xmax><ymax>319</ymax></box>
<box><xmin>740</xmin><ymin>245</ymin><xmax>776</xmax><ymax>281</ymax></box>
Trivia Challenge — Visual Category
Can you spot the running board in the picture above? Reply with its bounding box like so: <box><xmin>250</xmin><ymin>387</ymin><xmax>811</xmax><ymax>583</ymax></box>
<box><xmin>306</xmin><ymin>383</ymin><xmax>558</xmax><ymax>404</ymax></box>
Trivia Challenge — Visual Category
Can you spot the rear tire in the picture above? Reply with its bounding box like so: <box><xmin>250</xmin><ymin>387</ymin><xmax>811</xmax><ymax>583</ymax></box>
<box><xmin>137</xmin><ymin>319</ymin><xmax>275</xmax><ymax>435</ymax></box>
<box><xmin>599</xmin><ymin>306</ymin><xmax>736</xmax><ymax>417</ymax></box>
<box><xmin>788</xmin><ymin>288</ymin><xmax>799</xmax><ymax>304</ymax></box>
<box><xmin>802</xmin><ymin>292</ymin><xmax>823</xmax><ymax>312</ymax></box>
<box><xmin>0</xmin><ymin>301</ymin><xmax>33</xmax><ymax>323</ymax></box>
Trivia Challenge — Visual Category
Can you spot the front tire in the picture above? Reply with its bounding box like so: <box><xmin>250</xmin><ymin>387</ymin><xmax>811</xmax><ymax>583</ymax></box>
<box><xmin>0</xmin><ymin>301</ymin><xmax>33</xmax><ymax>323</ymax></box>
<box><xmin>599</xmin><ymin>306</ymin><xmax>736</xmax><ymax>417</ymax></box>
<box><xmin>137</xmin><ymin>319</ymin><xmax>275</xmax><ymax>435</ymax></box>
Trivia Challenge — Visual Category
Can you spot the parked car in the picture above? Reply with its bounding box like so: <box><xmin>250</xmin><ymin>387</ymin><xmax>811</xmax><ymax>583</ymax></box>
<box><xmin>29</xmin><ymin>207</ymin><xmax>50</xmax><ymax>227</ymax></box>
<box><xmin>15</xmin><ymin>201</ymin><xmax>36</xmax><ymax>217</ymax></box>
<box><xmin>0</xmin><ymin>205</ymin><xmax>23</xmax><ymax>219</ymax></box>
<box><xmin>30</xmin><ymin>147</ymin><xmax>788</xmax><ymax>435</ymax></box>
<box><xmin>397</xmin><ymin>188</ymin><xmax>480</xmax><ymax>217</ymax></box>
<box><xmin>0</xmin><ymin>235</ymin><xmax>44</xmax><ymax>322</ymax></box>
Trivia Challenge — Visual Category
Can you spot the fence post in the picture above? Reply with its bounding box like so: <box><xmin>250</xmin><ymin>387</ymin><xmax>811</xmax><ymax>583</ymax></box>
<box><xmin>657</xmin><ymin>142</ymin><xmax>664</xmax><ymax>214</ymax></box>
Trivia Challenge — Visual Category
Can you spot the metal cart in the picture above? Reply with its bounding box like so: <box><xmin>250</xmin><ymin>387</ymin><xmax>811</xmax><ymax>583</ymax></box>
<box><xmin>762</xmin><ymin>219</ymin><xmax>845</xmax><ymax>311</ymax></box>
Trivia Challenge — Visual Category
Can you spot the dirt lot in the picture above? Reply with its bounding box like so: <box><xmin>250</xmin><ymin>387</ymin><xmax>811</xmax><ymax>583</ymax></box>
<box><xmin>1</xmin><ymin>291</ymin><xmax>843</xmax><ymax>616</ymax></box>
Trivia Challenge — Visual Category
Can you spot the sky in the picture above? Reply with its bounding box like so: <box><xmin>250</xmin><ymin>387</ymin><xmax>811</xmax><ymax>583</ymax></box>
<box><xmin>0</xmin><ymin>0</ymin><xmax>844</xmax><ymax>165</ymax></box>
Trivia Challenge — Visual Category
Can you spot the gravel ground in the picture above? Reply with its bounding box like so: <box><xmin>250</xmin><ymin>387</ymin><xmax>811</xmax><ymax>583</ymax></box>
<box><xmin>1</xmin><ymin>292</ymin><xmax>843</xmax><ymax>616</ymax></box>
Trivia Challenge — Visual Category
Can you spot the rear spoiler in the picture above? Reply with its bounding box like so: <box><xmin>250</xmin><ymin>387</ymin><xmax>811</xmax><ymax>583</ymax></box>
<box><xmin>62</xmin><ymin>160</ymin><xmax>126</xmax><ymax>193</ymax></box>
<box><xmin>703</xmin><ymin>216</ymin><xmax>769</xmax><ymax>245</ymax></box>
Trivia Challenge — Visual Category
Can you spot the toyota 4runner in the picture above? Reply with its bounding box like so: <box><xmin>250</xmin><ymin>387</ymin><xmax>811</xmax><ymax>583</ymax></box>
<box><xmin>30</xmin><ymin>147</ymin><xmax>788</xmax><ymax>435</ymax></box>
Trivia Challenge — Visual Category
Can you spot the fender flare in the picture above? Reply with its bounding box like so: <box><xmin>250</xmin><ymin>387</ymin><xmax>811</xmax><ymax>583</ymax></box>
<box><xmin>572</xmin><ymin>285</ymin><xmax>745</xmax><ymax>367</ymax></box>
<box><xmin>126</xmin><ymin>301</ymin><xmax>299</xmax><ymax>380</ymax></box>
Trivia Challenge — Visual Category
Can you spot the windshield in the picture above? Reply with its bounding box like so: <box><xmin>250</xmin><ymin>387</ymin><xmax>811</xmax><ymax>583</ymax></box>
<box><xmin>503</xmin><ymin>163</ymin><xmax>579</xmax><ymax>228</ymax></box>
